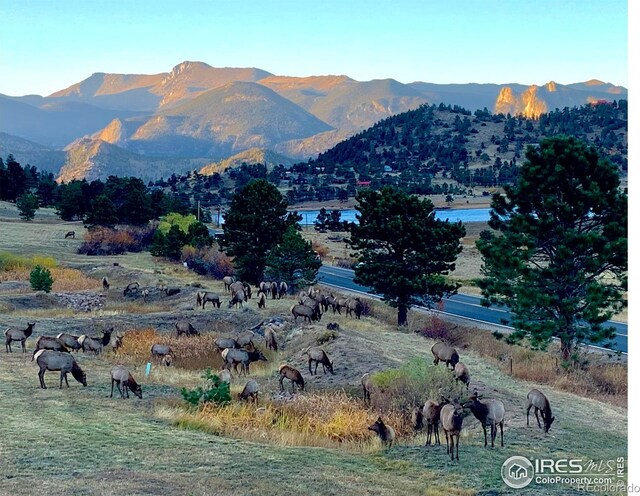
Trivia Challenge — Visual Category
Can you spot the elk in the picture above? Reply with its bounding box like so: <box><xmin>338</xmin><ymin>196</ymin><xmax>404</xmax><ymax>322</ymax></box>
<box><xmin>32</xmin><ymin>336</ymin><xmax>69</xmax><ymax>359</ymax></box>
<box><xmin>56</xmin><ymin>332</ymin><xmax>82</xmax><ymax>352</ymax></box>
<box><xmin>175</xmin><ymin>319</ymin><xmax>199</xmax><ymax>337</ymax></box>
<box><xmin>361</xmin><ymin>372</ymin><xmax>374</xmax><ymax>403</ymax></box>
<box><xmin>238</xmin><ymin>379</ymin><xmax>260</xmax><ymax>402</ymax></box>
<box><xmin>257</xmin><ymin>291</ymin><xmax>266</xmax><ymax>309</ymax></box>
<box><xmin>102</xmin><ymin>277</ymin><xmax>109</xmax><ymax>291</ymax></box>
<box><xmin>34</xmin><ymin>350</ymin><xmax>87</xmax><ymax>389</ymax></box>
<box><xmin>278</xmin><ymin>281</ymin><xmax>288</xmax><ymax>299</ymax></box>
<box><xmin>290</xmin><ymin>304</ymin><xmax>318</xmax><ymax>323</ymax></box>
<box><xmin>221</xmin><ymin>348</ymin><xmax>268</xmax><ymax>375</ymax></box>
<box><xmin>229</xmin><ymin>280</ymin><xmax>244</xmax><ymax>296</ymax></box>
<box><xmin>198</xmin><ymin>291</ymin><xmax>221</xmax><ymax>309</ymax></box>
<box><xmin>64</xmin><ymin>231</ymin><xmax>75</xmax><ymax>239</ymax></box>
<box><xmin>264</xmin><ymin>326</ymin><xmax>278</xmax><ymax>351</ymax></box>
<box><xmin>454</xmin><ymin>362</ymin><xmax>470</xmax><ymax>392</ymax></box>
<box><xmin>242</xmin><ymin>283</ymin><xmax>252</xmax><ymax>300</ymax></box>
<box><xmin>123</xmin><ymin>281</ymin><xmax>140</xmax><ymax>296</ymax></box>
<box><xmin>228</xmin><ymin>289</ymin><xmax>246</xmax><ymax>309</ymax></box>
<box><xmin>304</xmin><ymin>347</ymin><xmax>334</xmax><ymax>375</ymax></box>
<box><xmin>440</xmin><ymin>399</ymin><xmax>464</xmax><ymax>461</ymax></box>
<box><xmin>151</xmin><ymin>344</ymin><xmax>174</xmax><ymax>366</ymax></box>
<box><xmin>162</xmin><ymin>287</ymin><xmax>181</xmax><ymax>297</ymax></box>
<box><xmin>278</xmin><ymin>364</ymin><xmax>304</xmax><ymax>392</ymax></box>
<box><xmin>219</xmin><ymin>368</ymin><xmax>231</xmax><ymax>384</ymax></box>
<box><xmin>214</xmin><ymin>337</ymin><xmax>240</xmax><ymax>353</ymax></box>
<box><xmin>526</xmin><ymin>388</ymin><xmax>555</xmax><ymax>433</ymax></box>
<box><xmin>413</xmin><ymin>396</ymin><xmax>450</xmax><ymax>446</ymax></box>
<box><xmin>345</xmin><ymin>298</ymin><xmax>364</xmax><ymax>319</ymax></box>
<box><xmin>236</xmin><ymin>331</ymin><xmax>255</xmax><ymax>351</ymax></box>
<box><xmin>4</xmin><ymin>322</ymin><xmax>36</xmax><ymax>353</ymax></box>
<box><xmin>110</xmin><ymin>365</ymin><xmax>142</xmax><ymax>399</ymax></box>
<box><xmin>223</xmin><ymin>276</ymin><xmax>236</xmax><ymax>292</ymax></box>
<box><xmin>431</xmin><ymin>342</ymin><xmax>459</xmax><ymax>370</ymax></box>
<box><xmin>259</xmin><ymin>281</ymin><xmax>270</xmax><ymax>296</ymax></box>
<box><xmin>463</xmin><ymin>391</ymin><xmax>505</xmax><ymax>448</ymax></box>
<box><xmin>368</xmin><ymin>417</ymin><xmax>395</xmax><ymax>448</ymax></box>
<box><xmin>78</xmin><ymin>328</ymin><xmax>114</xmax><ymax>354</ymax></box>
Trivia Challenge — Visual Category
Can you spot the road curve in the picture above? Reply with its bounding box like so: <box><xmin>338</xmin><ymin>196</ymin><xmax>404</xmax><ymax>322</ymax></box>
<box><xmin>318</xmin><ymin>265</ymin><xmax>628</xmax><ymax>354</ymax></box>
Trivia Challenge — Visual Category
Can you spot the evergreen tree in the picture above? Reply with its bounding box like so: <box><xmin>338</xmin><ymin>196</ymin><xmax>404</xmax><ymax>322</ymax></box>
<box><xmin>220</xmin><ymin>179</ymin><xmax>293</xmax><ymax>284</ymax></box>
<box><xmin>16</xmin><ymin>192</ymin><xmax>39</xmax><ymax>221</ymax></box>
<box><xmin>265</xmin><ymin>225</ymin><xmax>322</xmax><ymax>293</ymax></box>
<box><xmin>348</xmin><ymin>186</ymin><xmax>465</xmax><ymax>326</ymax></box>
<box><xmin>30</xmin><ymin>265</ymin><xmax>54</xmax><ymax>292</ymax></box>
<box><xmin>85</xmin><ymin>195</ymin><xmax>118</xmax><ymax>228</ymax></box>
<box><xmin>477</xmin><ymin>136</ymin><xmax>627</xmax><ymax>359</ymax></box>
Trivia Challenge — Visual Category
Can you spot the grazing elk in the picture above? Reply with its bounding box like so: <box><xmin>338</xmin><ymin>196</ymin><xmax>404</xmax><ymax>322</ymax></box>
<box><xmin>32</xmin><ymin>336</ymin><xmax>69</xmax><ymax>359</ymax></box>
<box><xmin>368</xmin><ymin>417</ymin><xmax>395</xmax><ymax>448</ymax></box>
<box><xmin>4</xmin><ymin>322</ymin><xmax>36</xmax><ymax>353</ymax></box>
<box><xmin>290</xmin><ymin>304</ymin><xmax>318</xmax><ymax>323</ymax></box>
<box><xmin>214</xmin><ymin>337</ymin><xmax>240</xmax><ymax>353</ymax></box>
<box><xmin>78</xmin><ymin>328</ymin><xmax>114</xmax><ymax>354</ymax></box>
<box><xmin>221</xmin><ymin>348</ymin><xmax>268</xmax><ymax>375</ymax></box>
<box><xmin>345</xmin><ymin>298</ymin><xmax>364</xmax><ymax>319</ymax></box>
<box><xmin>278</xmin><ymin>281</ymin><xmax>288</xmax><ymax>299</ymax></box>
<box><xmin>198</xmin><ymin>291</ymin><xmax>221</xmax><ymax>309</ymax></box>
<box><xmin>440</xmin><ymin>399</ymin><xmax>464</xmax><ymax>461</ymax></box>
<box><xmin>64</xmin><ymin>231</ymin><xmax>75</xmax><ymax>239</ymax></box>
<box><xmin>162</xmin><ymin>287</ymin><xmax>181</xmax><ymax>297</ymax></box>
<box><xmin>151</xmin><ymin>344</ymin><xmax>174</xmax><ymax>366</ymax></box>
<box><xmin>238</xmin><ymin>379</ymin><xmax>260</xmax><ymax>402</ymax></box>
<box><xmin>34</xmin><ymin>350</ymin><xmax>87</xmax><ymax>389</ymax></box>
<box><xmin>264</xmin><ymin>326</ymin><xmax>278</xmax><ymax>351</ymax></box>
<box><xmin>304</xmin><ymin>347</ymin><xmax>334</xmax><ymax>375</ymax></box>
<box><xmin>56</xmin><ymin>332</ymin><xmax>82</xmax><ymax>352</ymax></box>
<box><xmin>463</xmin><ymin>391</ymin><xmax>505</xmax><ymax>448</ymax></box>
<box><xmin>175</xmin><ymin>320</ymin><xmax>199</xmax><ymax>338</ymax></box>
<box><xmin>228</xmin><ymin>289</ymin><xmax>246</xmax><ymax>309</ymax></box>
<box><xmin>223</xmin><ymin>276</ymin><xmax>236</xmax><ymax>292</ymax></box>
<box><xmin>526</xmin><ymin>388</ymin><xmax>555</xmax><ymax>433</ymax></box>
<box><xmin>431</xmin><ymin>342</ymin><xmax>459</xmax><ymax>370</ymax></box>
<box><xmin>454</xmin><ymin>362</ymin><xmax>470</xmax><ymax>392</ymax></box>
<box><xmin>123</xmin><ymin>281</ymin><xmax>140</xmax><ymax>296</ymax></box>
<box><xmin>257</xmin><ymin>291</ymin><xmax>266</xmax><ymax>309</ymax></box>
<box><xmin>102</xmin><ymin>277</ymin><xmax>109</xmax><ymax>291</ymax></box>
<box><xmin>236</xmin><ymin>331</ymin><xmax>255</xmax><ymax>350</ymax></box>
<box><xmin>110</xmin><ymin>365</ymin><xmax>142</xmax><ymax>399</ymax></box>
<box><xmin>278</xmin><ymin>364</ymin><xmax>304</xmax><ymax>392</ymax></box>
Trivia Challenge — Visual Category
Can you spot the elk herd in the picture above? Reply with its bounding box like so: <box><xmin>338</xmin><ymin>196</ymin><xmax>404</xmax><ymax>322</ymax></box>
<box><xmin>2</xmin><ymin>277</ymin><xmax>557</xmax><ymax>462</ymax></box>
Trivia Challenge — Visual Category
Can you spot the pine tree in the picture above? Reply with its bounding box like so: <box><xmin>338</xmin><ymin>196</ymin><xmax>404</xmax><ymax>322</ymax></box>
<box><xmin>16</xmin><ymin>192</ymin><xmax>39</xmax><ymax>221</ymax></box>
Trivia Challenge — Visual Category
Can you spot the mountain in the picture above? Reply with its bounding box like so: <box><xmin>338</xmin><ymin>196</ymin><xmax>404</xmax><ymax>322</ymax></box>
<box><xmin>0</xmin><ymin>61</ymin><xmax>628</xmax><ymax>182</ymax></box>
<box><xmin>0</xmin><ymin>132</ymin><xmax>66</xmax><ymax>173</ymax></box>
<box><xmin>57</xmin><ymin>137</ymin><xmax>208</xmax><ymax>183</ymax></box>
<box><xmin>199</xmin><ymin>148</ymin><xmax>296</xmax><ymax>175</ymax></box>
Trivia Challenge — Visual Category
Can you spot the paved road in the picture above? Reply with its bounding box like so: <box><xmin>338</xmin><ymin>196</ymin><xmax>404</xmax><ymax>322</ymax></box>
<box><xmin>318</xmin><ymin>265</ymin><xmax>628</xmax><ymax>354</ymax></box>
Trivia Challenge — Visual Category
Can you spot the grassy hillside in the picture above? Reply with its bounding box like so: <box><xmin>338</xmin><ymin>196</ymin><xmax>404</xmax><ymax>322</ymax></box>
<box><xmin>0</xmin><ymin>214</ymin><xmax>627</xmax><ymax>495</ymax></box>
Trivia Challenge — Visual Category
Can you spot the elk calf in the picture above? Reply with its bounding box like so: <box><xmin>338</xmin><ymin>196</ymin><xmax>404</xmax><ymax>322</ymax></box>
<box><xmin>368</xmin><ymin>417</ymin><xmax>395</xmax><ymax>448</ymax></box>
<box><xmin>110</xmin><ymin>365</ymin><xmax>142</xmax><ymax>399</ymax></box>
<box><xmin>278</xmin><ymin>364</ymin><xmax>304</xmax><ymax>392</ymax></box>
<box><xmin>526</xmin><ymin>388</ymin><xmax>555</xmax><ymax>433</ymax></box>
<box><xmin>454</xmin><ymin>362</ymin><xmax>470</xmax><ymax>392</ymax></box>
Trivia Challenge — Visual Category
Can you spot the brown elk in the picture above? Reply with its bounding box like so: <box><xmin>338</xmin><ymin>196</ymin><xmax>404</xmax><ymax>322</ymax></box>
<box><xmin>345</xmin><ymin>298</ymin><xmax>364</xmax><ymax>319</ymax></box>
<box><xmin>463</xmin><ymin>391</ymin><xmax>505</xmax><ymax>448</ymax></box>
<box><xmin>361</xmin><ymin>372</ymin><xmax>374</xmax><ymax>403</ymax></box>
<box><xmin>440</xmin><ymin>399</ymin><xmax>464</xmax><ymax>461</ymax></box>
<box><xmin>228</xmin><ymin>289</ymin><xmax>246</xmax><ymax>309</ymax></box>
<box><xmin>34</xmin><ymin>350</ymin><xmax>87</xmax><ymax>389</ymax></box>
<box><xmin>264</xmin><ymin>326</ymin><xmax>278</xmax><ymax>351</ymax></box>
<box><xmin>123</xmin><ymin>281</ymin><xmax>140</xmax><ymax>296</ymax></box>
<box><xmin>368</xmin><ymin>417</ymin><xmax>395</xmax><ymax>448</ymax></box>
<box><xmin>110</xmin><ymin>365</ymin><xmax>142</xmax><ymax>399</ymax></box>
<box><xmin>223</xmin><ymin>276</ymin><xmax>236</xmax><ymax>292</ymax></box>
<box><xmin>257</xmin><ymin>291</ymin><xmax>266</xmax><ymax>309</ymax></box>
<box><xmin>32</xmin><ymin>336</ymin><xmax>69</xmax><ymax>359</ymax></box>
<box><xmin>56</xmin><ymin>332</ymin><xmax>82</xmax><ymax>352</ymax></box>
<box><xmin>221</xmin><ymin>348</ymin><xmax>268</xmax><ymax>375</ymax></box>
<box><xmin>412</xmin><ymin>396</ymin><xmax>450</xmax><ymax>446</ymax></box>
<box><xmin>290</xmin><ymin>304</ymin><xmax>318</xmax><ymax>323</ymax></box>
<box><xmin>198</xmin><ymin>291</ymin><xmax>221</xmax><ymax>309</ymax></box>
<box><xmin>278</xmin><ymin>281</ymin><xmax>288</xmax><ymax>299</ymax></box>
<box><xmin>431</xmin><ymin>342</ymin><xmax>459</xmax><ymax>370</ymax></box>
<box><xmin>526</xmin><ymin>388</ymin><xmax>555</xmax><ymax>433</ymax></box>
<box><xmin>278</xmin><ymin>364</ymin><xmax>304</xmax><ymax>392</ymax></box>
<box><xmin>214</xmin><ymin>337</ymin><xmax>240</xmax><ymax>353</ymax></box>
<box><xmin>102</xmin><ymin>277</ymin><xmax>109</xmax><ymax>291</ymax></box>
<box><xmin>270</xmin><ymin>281</ymin><xmax>278</xmax><ymax>300</ymax></box>
<box><xmin>4</xmin><ymin>322</ymin><xmax>36</xmax><ymax>353</ymax></box>
<box><xmin>78</xmin><ymin>328</ymin><xmax>114</xmax><ymax>354</ymax></box>
<box><xmin>304</xmin><ymin>347</ymin><xmax>334</xmax><ymax>375</ymax></box>
<box><xmin>238</xmin><ymin>379</ymin><xmax>260</xmax><ymax>402</ymax></box>
<box><xmin>454</xmin><ymin>362</ymin><xmax>470</xmax><ymax>392</ymax></box>
<box><xmin>151</xmin><ymin>344</ymin><xmax>174</xmax><ymax>366</ymax></box>
<box><xmin>175</xmin><ymin>320</ymin><xmax>199</xmax><ymax>337</ymax></box>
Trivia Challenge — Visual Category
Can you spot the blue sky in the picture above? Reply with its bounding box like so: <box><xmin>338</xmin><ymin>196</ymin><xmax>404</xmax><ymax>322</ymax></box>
<box><xmin>0</xmin><ymin>0</ymin><xmax>629</xmax><ymax>97</ymax></box>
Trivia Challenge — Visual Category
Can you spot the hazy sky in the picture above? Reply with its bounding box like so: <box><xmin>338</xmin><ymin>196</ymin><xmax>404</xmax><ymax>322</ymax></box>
<box><xmin>0</xmin><ymin>0</ymin><xmax>629</xmax><ymax>97</ymax></box>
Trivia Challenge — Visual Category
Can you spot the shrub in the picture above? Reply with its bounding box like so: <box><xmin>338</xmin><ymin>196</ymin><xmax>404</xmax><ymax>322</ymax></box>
<box><xmin>30</xmin><ymin>265</ymin><xmax>53</xmax><ymax>292</ymax></box>
<box><xmin>78</xmin><ymin>226</ymin><xmax>154</xmax><ymax>255</ymax></box>
<box><xmin>181</xmin><ymin>246</ymin><xmax>235</xmax><ymax>279</ymax></box>
<box><xmin>181</xmin><ymin>368</ymin><xmax>231</xmax><ymax>406</ymax></box>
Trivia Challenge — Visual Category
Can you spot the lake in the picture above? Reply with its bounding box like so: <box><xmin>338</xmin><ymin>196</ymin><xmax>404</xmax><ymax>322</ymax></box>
<box><xmin>294</xmin><ymin>208</ymin><xmax>491</xmax><ymax>225</ymax></box>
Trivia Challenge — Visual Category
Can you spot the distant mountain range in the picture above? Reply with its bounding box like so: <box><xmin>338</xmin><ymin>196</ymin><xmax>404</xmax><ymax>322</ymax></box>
<box><xmin>0</xmin><ymin>61</ymin><xmax>627</xmax><ymax>182</ymax></box>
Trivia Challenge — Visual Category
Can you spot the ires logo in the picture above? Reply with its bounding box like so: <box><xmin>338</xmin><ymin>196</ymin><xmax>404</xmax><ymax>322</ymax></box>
<box><xmin>535</xmin><ymin>459</ymin><xmax>583</xmax><ymax>474</ymax></box>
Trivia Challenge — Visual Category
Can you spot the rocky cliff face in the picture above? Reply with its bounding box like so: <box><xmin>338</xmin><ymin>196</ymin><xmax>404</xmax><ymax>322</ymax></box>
<box><xmin>494</xmin><ymin>84</ymin><xmax>548</xmax><ymax>118</ymax></box>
